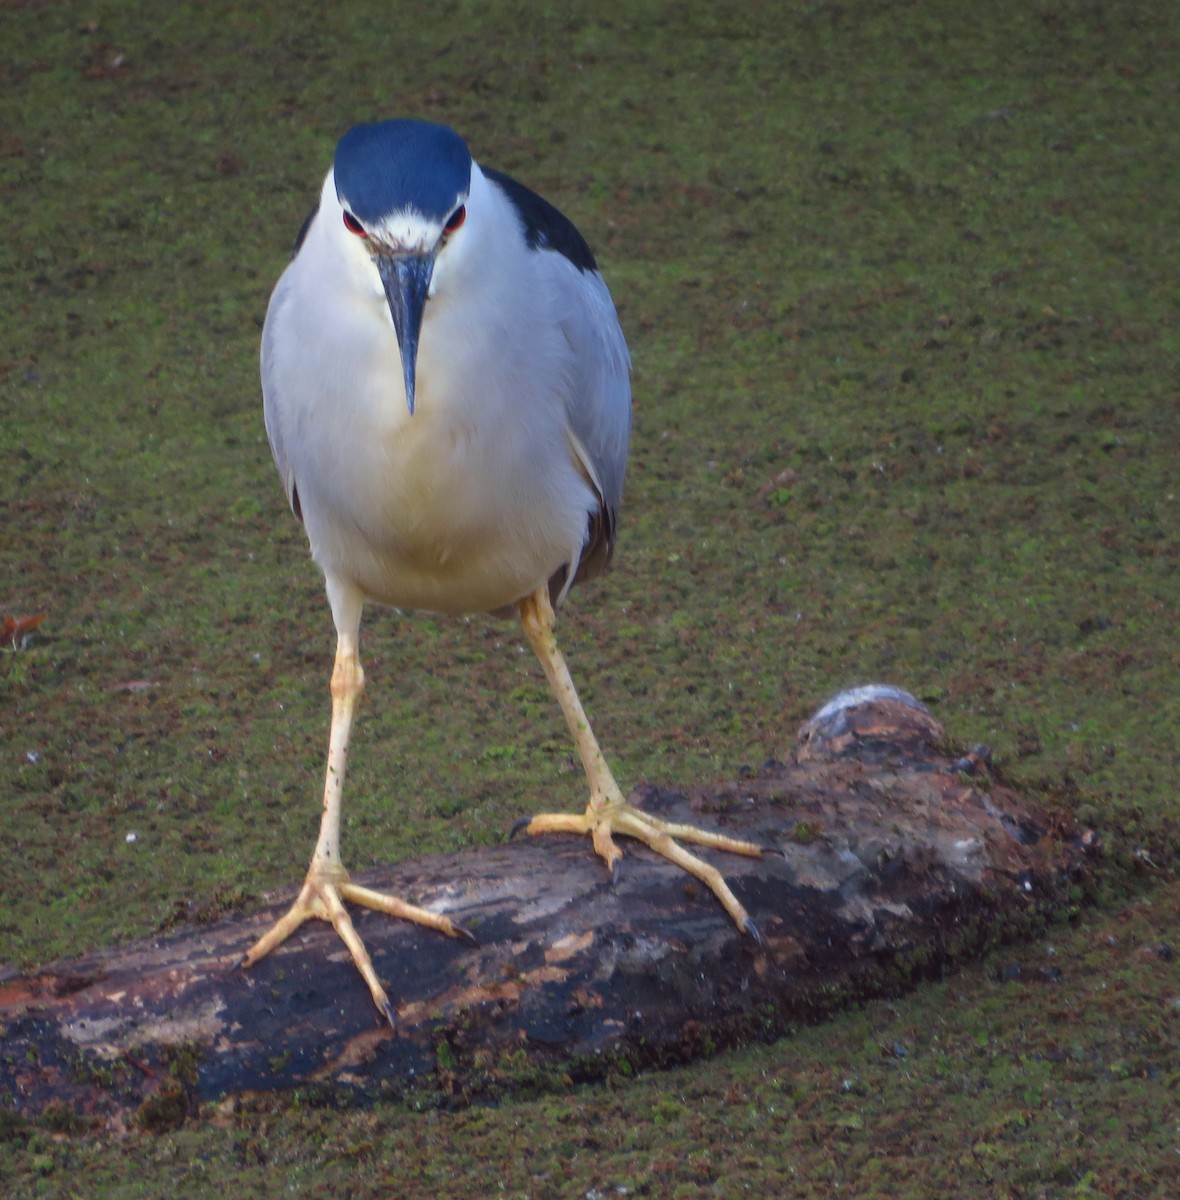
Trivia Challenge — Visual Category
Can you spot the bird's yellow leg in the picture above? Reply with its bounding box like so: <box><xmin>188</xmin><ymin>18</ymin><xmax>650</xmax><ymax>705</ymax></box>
<box><xmin>516</xmin><ymin>589</ymin><xmax>762</xmax><ymax>934</ymax></box>
<box><xmin>239</xmin><ymin>629</ymin><xmax>468</xmax><ymax>1026</ymax></box>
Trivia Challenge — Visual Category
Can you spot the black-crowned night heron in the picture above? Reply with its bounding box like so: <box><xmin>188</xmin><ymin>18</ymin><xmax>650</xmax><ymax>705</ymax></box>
<box><xmin>242</xmin><ymin>119</ymin><xmax>761</xmax><ymax>1024</ymax></box>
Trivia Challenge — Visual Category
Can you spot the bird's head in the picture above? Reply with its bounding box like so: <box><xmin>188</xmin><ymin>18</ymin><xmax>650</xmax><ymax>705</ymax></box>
<box><xmin>331</xmin><ymin>120</ymin><xmax>473</xmax><ymax>414</ymax></box>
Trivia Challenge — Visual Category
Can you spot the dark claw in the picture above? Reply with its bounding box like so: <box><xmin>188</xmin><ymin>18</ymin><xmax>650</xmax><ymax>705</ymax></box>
<box><xmin>453</xmin><ymin>922</ymin><xmax>479</xmax><ymax>946</ymax></box>
<box><xmin>743</xmin><ymin>916</ymin><xmax>765</xmax><ymax>949</ymax></box>
<box><xmin>953</xmin><ymin>743</ymin><xmax>993</xmax><ymax>776</ymax></box>
<box><xmin>610</xmin><ymin>859</ymin><xmax>621</xmax><ymax>888</ymax></box>
<box><xmin>230</xmin><ymin>954</ymin><xmax>246</xmax><ymax>972</ymax></box>
<box><xmin>507</xmin><ymin>817</ymin><xmax>533</xmax><ymax>841</ymax></box>
<box><xmin>379</xmin><ymin>996</ymin><xmax>397</xmax><ymax>1031</ymax></box>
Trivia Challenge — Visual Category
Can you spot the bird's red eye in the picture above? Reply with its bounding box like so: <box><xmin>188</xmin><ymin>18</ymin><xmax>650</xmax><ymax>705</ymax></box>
<box><xmin>342</xmin><ymin>211</ymin><xmax>367</xmax><ymax>237</ymax></box>
<box><xmin>444</xmin><ymin>205</ymin><xmax>466</xmax><ymax>235</ymax></box>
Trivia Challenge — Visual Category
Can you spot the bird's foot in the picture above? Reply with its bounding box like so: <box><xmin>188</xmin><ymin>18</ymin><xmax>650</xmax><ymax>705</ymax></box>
<box><xmin>237</xmin><ymin>863</ymin><xmax>473</xmax><ymax>1027</ymax></box>
<box><xmin>513</xmin><ymin>798</ymin><xmax>762</xmax><ymax>935</ymax></box>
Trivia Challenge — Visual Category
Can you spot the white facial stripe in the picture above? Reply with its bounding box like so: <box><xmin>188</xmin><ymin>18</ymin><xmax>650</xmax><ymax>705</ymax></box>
<box><xmin>364</xmin><ymin>208</ymin><xmax>439</xmax><ymax>253</ymax></box>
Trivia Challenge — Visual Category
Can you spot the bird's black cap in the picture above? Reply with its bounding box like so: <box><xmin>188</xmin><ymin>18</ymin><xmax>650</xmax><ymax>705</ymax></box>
<box><xmin>334</xmin><ymin>120</ymin><xmax>472</xmax><ymax>223</ymax></box>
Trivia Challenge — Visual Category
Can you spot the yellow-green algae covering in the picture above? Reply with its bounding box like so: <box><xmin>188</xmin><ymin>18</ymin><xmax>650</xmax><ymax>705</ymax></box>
<box><xmin>2</xmin><ymin>1</ymin><xmax>1177</xmax><ymax>1196</ymax></box>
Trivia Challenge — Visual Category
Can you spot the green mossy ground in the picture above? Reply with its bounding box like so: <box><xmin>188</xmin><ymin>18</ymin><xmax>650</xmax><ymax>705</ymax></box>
<box><xmin>1</xmin><ymin>1</ymin><xmax>1177</xmax><ymax>1195</ymax></box>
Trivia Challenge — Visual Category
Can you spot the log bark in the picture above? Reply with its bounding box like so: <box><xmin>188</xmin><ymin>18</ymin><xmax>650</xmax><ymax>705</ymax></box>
<box><xmin>0</xmin><ymin>686</ymin><xmax>1092</xmax><ymax>1127</ymax></box>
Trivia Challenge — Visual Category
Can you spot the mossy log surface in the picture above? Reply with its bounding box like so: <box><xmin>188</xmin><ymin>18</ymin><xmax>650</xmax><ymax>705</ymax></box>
<box><xmin>0</xmin><ymin>688</ymin><xmax>1091</xmax><ymax>1124</ymax></box>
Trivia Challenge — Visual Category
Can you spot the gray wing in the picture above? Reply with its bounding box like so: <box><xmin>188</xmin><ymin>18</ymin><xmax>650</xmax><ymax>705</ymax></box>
<box><xmin>481</xmin><ymin>166</ymin><xmax>631</xmax><ymax>594</ymax></box>
<box><xmin>259</xmin><ymin>202</ymin><xmax>322</xmax><ymax>525</ymax></box>
<box><xmin>260</xmin><ymin>264</ymin><xmax>303</xmax><ymax>523</ymax></box>
<box><xmin>559</xmin><ymin>262</ymin><xmax>632</xmax><ymax>590</ymax></box>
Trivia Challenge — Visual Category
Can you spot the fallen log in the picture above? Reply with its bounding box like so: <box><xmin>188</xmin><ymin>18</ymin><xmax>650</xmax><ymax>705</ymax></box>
<box><xmin>0</xmin><ymin>686</ymin><xmax>1091</xmax><ymax>1127</ymax></box>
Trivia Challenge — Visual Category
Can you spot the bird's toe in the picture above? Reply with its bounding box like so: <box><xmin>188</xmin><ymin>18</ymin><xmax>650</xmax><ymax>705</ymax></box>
<box><xmin>507</xmin><ymin>816</ymin><xmax>533</xmax><ymax>841</ymax></box>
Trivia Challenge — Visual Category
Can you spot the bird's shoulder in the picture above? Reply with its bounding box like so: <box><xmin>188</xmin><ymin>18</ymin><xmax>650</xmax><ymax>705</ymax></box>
<box><xmin>291</xmin><ymin>201</ymin><xmax>320</xmax><ymax>256</ymax></box>
<box><xmin>481</xmin><ymin>167</ymin><xmax>597</xmax><ymax>274</ymax></box>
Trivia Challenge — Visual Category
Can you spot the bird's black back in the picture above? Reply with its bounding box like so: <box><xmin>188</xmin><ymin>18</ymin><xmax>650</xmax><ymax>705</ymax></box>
<box><xmin>483</xmin><ymin>167</ymin><xmax>598</xmax><ymax>274</ymax></box>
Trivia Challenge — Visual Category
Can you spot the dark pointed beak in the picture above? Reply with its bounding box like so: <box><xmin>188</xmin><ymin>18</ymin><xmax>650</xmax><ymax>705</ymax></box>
<box><xmin>375</xmin><ymin>252</ymin><xmax>435</xmax><ymax>414</ymax></box>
